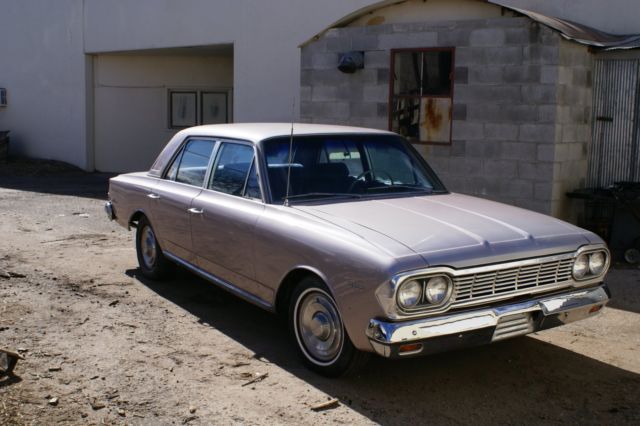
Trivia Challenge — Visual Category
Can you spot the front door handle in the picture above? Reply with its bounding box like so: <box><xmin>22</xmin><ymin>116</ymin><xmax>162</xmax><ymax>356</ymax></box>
<box><xmin>188</xmin><ymin>207</ymin><xmax>203</xmax><ymax>214</ymax></box>
<box><xmin>147</xmin><ymin>193</ymin><xmax>161</xmax><ymax>199</ymax></box>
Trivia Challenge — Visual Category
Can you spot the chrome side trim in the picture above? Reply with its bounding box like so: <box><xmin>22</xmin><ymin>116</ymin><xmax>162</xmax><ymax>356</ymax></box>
<box><xmin>367</xmin><ymin>285</ymin><xmax>609</xmax><ymax>348</ymax></box>
<box><xmin>163</xmin><ymin>251</ymin><xmax>273</xmax><ymax>311</ymax></box>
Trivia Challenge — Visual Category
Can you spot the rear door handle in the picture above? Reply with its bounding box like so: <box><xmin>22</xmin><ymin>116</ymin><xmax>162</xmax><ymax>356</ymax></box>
<box><xmin>147</xmin><ymin>193</ymin><xmax>161</xmax><ymax>199</ymax></box>
<box><xmin>188</xmin><ymin>207</ymin><xmax>203</xmax><ymax>214</ymax></box>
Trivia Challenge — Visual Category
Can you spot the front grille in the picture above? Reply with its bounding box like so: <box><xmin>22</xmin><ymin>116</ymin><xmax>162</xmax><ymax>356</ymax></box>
<box><xmin>452</xmin><ymin>258</ymin><xmax>574</xmax><ymax>307</ymax></box>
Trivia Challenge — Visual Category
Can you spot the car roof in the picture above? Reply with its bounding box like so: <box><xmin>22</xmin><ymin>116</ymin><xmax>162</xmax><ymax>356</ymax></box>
<box><xmin>173</xmin><ymin>122</ymin><xmax>394</xmax><ymax>144</ymax></box>
<box><xmin>149</xmin><ymin>123</ymin><xmax>395</xmax><ymax>177</ymax></box>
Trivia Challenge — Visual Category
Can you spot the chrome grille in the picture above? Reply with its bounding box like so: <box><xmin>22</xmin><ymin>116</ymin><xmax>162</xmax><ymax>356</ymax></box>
<box><xmin>453</xmin><ymin>258</ymin><xmax>574</xmax><ymax>306</ymax></box>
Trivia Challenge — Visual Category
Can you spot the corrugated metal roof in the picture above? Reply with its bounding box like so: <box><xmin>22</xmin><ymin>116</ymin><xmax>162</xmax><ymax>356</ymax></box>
<box><xmin>300</xmin><ymin>0</ymin><xmax>640</xmax><ymax>51</ymax></box>
<box><xmin>498</xmin><ymin>3</ymin><xmax>640</xmax><ymax>51</ymax></box>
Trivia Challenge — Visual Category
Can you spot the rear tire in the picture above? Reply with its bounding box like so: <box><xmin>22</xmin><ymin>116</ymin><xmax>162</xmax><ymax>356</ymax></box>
<box><xmin>289</xmin><ymin>276</ymin><xmax>368</xmax><ymax>377</ymax></box>
<box><xmin>135</xmin><ymin>216</ymin><xmax>171</xmax><ymax>280</ymax></box>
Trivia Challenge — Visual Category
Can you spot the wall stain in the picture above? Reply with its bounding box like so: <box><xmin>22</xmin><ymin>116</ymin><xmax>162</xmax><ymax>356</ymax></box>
<box><xmin>423</xmin><ymin>98</ymin><xmax>442</xmax><ymax>142</ymax></box>
<box><xmin>366</xmin><ymin>16</ymin><xmax>386</xmax><ymax>26</ymax></box>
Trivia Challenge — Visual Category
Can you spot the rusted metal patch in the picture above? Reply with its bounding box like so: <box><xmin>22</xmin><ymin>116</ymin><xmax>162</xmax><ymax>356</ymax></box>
<box><xmin>419</xmin><ymin>97</ymin><xmax>452</xmax><ymax>144</ymax></box>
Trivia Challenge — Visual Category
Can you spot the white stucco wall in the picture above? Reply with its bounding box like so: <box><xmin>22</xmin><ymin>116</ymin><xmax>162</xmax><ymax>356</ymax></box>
<box><xmin>0</xmin><ymin>0</ymin><xmax>88</xmax><ymax>167</ymax></box>
<box><xmin>82</xmin><ymin>0</ymin><xmax>376</xmax><ymax>125</ymax></box>
<box><xmin>0</xmin><ymin>0</ymin><xmax>639</xmax><ymax>170</ymax></box>
<box><xmin>93</xmin><ymin>53</ymin><xmax>233</xmax><ymax>172</ymax></box>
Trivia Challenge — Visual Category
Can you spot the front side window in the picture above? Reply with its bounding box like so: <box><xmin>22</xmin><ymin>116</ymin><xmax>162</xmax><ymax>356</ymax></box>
<box><xmin>209</xmin><ymin>143</ymin><xmax>258</xmax><ymax>198</ymax></box>
<box><xmin>390</xmin><ymin>48</ymin><xmax>454</xmax><ymax>145</ymax></box>
<box><xmin>263</xmin><ymin>134</ymin><xmax>445</xmax><ymax>203</ymax></box>
<box><xmin>165</xmin><ymin>139</ymin><xmax>215</xmax><ymax>187</ymax></box>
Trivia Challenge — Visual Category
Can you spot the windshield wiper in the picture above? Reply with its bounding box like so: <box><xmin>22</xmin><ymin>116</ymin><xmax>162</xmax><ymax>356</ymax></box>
<box><xmin>284</xmin><ymin>192</ymin><xmax>362</xmax><ymax>203</ymax></box>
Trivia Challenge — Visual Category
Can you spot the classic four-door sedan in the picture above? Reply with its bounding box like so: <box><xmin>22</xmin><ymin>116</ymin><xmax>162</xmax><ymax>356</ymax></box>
<box><xmin>106</xmin><ymin>123</ymin><xmax>610</xmax><ymax>376</ymax></box>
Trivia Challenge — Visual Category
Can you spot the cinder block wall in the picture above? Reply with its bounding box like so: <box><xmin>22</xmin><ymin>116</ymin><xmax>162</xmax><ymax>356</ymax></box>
<box><xmin>301</xmin><ymin>17</ymin><xmax>593</xmax><ymax>219</ymax></box>
<box><xmin>550</xmin><ymin>39</ymin><xmax>593</xmax><ymax>221</ymax></box>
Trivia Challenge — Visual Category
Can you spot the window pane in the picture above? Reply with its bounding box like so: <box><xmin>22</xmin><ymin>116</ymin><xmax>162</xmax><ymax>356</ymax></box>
<box><xmin>320</xmin><ymin>139</ymin><xmax>363</xmax><ymax>176</ymax></box>
<box><xmin>391</xmin><ymin>49</ymin><xmax>453</xmax><ymax>144</ymax></box>
<box><xmin>366</xmin><ymin>139</ymin><xmax>432</xmax><ymax>188</ymax></box>
<box><xmin>165</xmin><ymin>149</ymin><xmax>183</xmax><ymax>181</ymax></box>
<box><xmin>244</xmin><ymin>161</ymin><xmax>262</xmax><ymax>199</ymax></box>
<box><xmin>422</xmin><ymin>51</ymin><xmax>452</xmax><ymax>96</ymax></box>
<box><xmin>392</xmin><ymin>50</ymin><xmax>452</xmax><ymax>97</ymax></box>
<box><xmin>170</xmin><ymin>92</ymin><xmax>197</xmax><ymax>128</ymax></box>
<box><xmin>390</xmin><ymin>97</ymin><xmax>421</xmax><ymax>139</ymax></box>
<box><xmin>175</xmin><ymin>139</ymin><xmax>215</xmax><ymax>186</ymax></box>
<box><xmin>201</xmin><ymin>92</ymin><xmax>228</xmax><ymax>124</ymax></box>
<box><xmin>393</xmin><ymin>51</ymin><xmax>421</xmax><ymax>96</ymax></box>
<box><xmin>264</xmin><ymin>135</ymin><xmax>441</xmax><ymax>203</ymax></box>
<box><xmin>210</xmin><ymin>143</ymin><xmax>254</xmax><ymax>195</ymax></box>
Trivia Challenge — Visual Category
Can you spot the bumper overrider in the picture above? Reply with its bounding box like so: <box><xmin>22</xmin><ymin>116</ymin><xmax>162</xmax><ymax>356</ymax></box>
<box><xmin>104</xmin><ymin>201</ymin><xmax>116</xmax><ymax>221</ymax></box>
<box><xmin>366</xmin><ymin>285</ymin><xmax>609</xmax><ymax>358</ymax></box>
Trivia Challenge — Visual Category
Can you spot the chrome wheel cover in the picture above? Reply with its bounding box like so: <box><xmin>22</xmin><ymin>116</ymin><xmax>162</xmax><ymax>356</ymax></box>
<box><xmin>140</xmin><ymin>226</ymin><xmax>157</xmax><ymax>269</ymax></box>
<box><xmin>295</xmin><ymin>288</ymin><xmax>344</xmax><ymax>364</ymax></box>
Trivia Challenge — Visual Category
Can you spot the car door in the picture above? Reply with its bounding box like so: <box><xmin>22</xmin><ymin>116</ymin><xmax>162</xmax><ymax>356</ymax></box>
<box><xmin>148</xmin><ymin>138</ymin><xmax>216</xmax><ymax>263</ymax></box>
<box><xmin>190</xmin><ymin>141</ymin><xmax>267</xmax><ymax>299</ymax></box>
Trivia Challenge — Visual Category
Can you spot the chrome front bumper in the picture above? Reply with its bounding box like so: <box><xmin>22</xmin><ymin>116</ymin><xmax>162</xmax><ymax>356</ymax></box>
<box><xmin>366</xmin><ymin>285</ymin><xmax>609</xmax><ymax>358</ymax></box>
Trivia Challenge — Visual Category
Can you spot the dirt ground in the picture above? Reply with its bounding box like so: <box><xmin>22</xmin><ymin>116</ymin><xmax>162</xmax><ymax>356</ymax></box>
<box><xmin>1</xmin><ymin>159</ymin><xmax>639</xmax><ymax>425</ymax></box>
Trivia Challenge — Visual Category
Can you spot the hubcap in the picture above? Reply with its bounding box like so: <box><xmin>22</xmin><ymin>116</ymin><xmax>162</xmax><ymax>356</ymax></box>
<box><xmin>141</xmin><ymin>226</ymin><xmax>157</xmax><ymax>269</ymax></box>
<box><xmin>297</xmin><ymin>290</ymin><xmax>343</xmax><ymax>363</ymax></box>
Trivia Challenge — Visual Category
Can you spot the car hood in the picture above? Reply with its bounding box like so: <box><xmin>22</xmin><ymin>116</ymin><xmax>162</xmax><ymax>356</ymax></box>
<box><xmin>294</xmin><ymin>193</ymin><xmax>595</xmax><ymax>269</ymax></box>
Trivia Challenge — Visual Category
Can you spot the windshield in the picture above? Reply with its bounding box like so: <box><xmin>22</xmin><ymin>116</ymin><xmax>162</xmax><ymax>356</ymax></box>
<box><xmin>262</xmin><ymin>134</ymin><xmax>446</xmax><ymax>203</ymax></box>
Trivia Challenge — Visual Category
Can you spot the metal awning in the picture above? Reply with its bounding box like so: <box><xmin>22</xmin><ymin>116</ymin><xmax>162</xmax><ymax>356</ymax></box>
<box><xmin>300</xmin><ymin>0</ymin><xmax>640</xmax><ymax>51</ymax></box>
<box><xmin>502</xmin><ymin>3</ymin><xmax>640</xmax><ymax>51</ymax></box>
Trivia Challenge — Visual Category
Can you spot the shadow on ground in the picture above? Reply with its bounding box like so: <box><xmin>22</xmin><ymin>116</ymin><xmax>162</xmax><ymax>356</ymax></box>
<box><xmin>129</xmin><ymin>267</ymin><xmax>640</xmax><ymax>425</ymax></box>
<box><xmin>606</xmin><ymin>267</ymin><xmax>640</xmax><ymax>315</ymax></box>
<box><xmin>0</xmin><ymin>374</ymin><xmax>22</xmax><ymax>389</ymax></box>
<box><xmin>0</xmin><ymin>158</ymin><xmax>113</xmax><ymax>200</ymax></box>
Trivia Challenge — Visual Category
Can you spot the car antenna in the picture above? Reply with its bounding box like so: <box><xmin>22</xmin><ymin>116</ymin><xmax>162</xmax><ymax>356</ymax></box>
<box><xmin>284</xmin><ymin>98</ymin><xmax>295</xmax><ymax>206</ymax></box>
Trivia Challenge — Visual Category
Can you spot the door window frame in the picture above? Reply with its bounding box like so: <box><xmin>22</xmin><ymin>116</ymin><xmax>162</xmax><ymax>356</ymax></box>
<box><xmin>162</xmin><ymin>137</ymin><xmax>218</xmax><ymax>188</ymax></box>
<box><xmin>206</xmin><ymin>139</ymin><xmax>265</xmax><ymax>202</ymax></box>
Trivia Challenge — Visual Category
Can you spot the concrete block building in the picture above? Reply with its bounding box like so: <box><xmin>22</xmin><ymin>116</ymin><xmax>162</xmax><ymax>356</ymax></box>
<box><xmin>300</xmin><ymin>0</ymin><xmax>640</xmax><ymax>220</ymax></box>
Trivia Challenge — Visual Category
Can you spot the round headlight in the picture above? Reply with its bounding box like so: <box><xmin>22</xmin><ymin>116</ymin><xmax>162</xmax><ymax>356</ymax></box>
<box><xmin>589</xmin><ymin>251</ymin><xmax>606</xmax><ymax>275</ymax></box>
<box><xmin>425</xmin><ymin>276</ymin><xmax>452</xmax><ymax>305</ymax></box>
<box><xmin>397</xmin><ymin>280</ymin><xmax>422</xmax><ymax>309</ymax></box>
<box><xmin>573</xmin><ymin>254</ymin><xmax>589</xmax><ymax>279</ymax></box>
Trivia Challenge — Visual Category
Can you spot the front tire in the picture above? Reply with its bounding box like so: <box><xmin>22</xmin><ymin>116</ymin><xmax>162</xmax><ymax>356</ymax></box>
<box><xmin>135</xmin><ymin>216</ymin><xmax>171</xmax><ymax>280</ymax></box>
<box><xmin>289</xmin><ymin>276</ymin><xmax>368</xmax><ymax>377</ymax></box>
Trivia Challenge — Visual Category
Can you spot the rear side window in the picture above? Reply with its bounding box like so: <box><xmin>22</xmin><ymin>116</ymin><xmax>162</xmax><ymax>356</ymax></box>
<box><xmin>165</xmin><ymin>139</ymin><xmax>215</xmax><ymax>187</ymax></box>
<box><xmin>209</xmin><ymin>143</ymin><xmax>256</xmax><ymax>197</ymax></box>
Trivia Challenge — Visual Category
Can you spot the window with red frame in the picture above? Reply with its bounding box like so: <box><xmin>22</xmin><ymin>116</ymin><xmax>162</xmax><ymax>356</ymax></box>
<box><xmin>389</xmin><ymin>48</ymin><xmax>454</xmax><ymax>145</ymax></box>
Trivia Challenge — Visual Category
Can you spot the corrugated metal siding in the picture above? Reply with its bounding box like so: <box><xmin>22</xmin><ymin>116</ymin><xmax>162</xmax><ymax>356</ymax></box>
<box><xmin>589</xmin><ymin>59</ymin><xmax>640</xmax><ymax>187</ymax></box>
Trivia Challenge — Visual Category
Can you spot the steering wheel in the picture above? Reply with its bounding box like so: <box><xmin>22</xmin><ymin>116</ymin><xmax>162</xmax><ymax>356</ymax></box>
<box><xmin>347</xmin><ymin>169</ymin><xmax>395</xmax><ymax>193</ymax></box>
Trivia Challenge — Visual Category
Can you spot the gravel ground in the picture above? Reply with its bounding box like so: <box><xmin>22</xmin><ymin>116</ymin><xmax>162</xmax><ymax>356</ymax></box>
<box><xmin>0</xmin><ymin>160</ymin><xmax>639</xmax><ymax>425</ymax></box>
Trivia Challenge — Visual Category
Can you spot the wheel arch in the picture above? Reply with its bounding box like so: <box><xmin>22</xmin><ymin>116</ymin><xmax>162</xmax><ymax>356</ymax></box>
<box><xmin>274</xmin><ymin>266</ymin><xmax>331</xmax><ymax>317</ymax></box>
<box><xmin>128</xmin><ymin>209</ymin><xmax>149</xmax><ymax>230</ymax></box>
